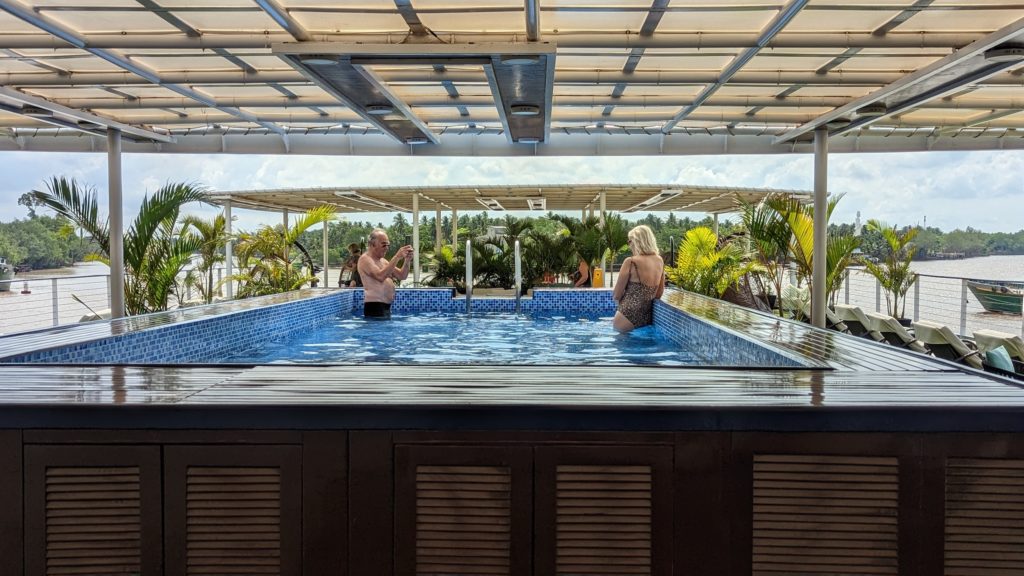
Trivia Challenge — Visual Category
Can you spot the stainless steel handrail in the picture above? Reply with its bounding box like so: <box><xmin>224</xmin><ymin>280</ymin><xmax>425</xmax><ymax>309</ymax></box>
<box><xmin>514</xmin><ymin>239</ymin><xmax>522</xmax><ymax>314</ymax></box>
<box><xmin>465</xmin><ymin>239</ymin><xmax>472</xmax><ymax>315</ymax></box>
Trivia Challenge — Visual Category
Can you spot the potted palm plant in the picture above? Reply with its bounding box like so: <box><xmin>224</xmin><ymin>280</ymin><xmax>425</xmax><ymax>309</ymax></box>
<box><xmin>666</xmin><ymin>227</ymin><xmax>760</xmax><ymax>298</ymax></box>
<box><xmin>863</xmin><ymin>220</ymin><xmax>919</xmax><ymax>323</ymax></box>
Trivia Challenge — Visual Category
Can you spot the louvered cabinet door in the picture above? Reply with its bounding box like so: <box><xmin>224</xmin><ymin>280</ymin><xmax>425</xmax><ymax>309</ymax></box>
<box><xmin>946</xmin><ymin>458</ymin><xmax>1024</xmax><ymax>576</ymax></box>
<box><xmin>24</xmin><ymin>445</ymin><xmax>162</xmax><ymax>576</ymax></box>
<box><xmin>751</xmin><ymin>455</ymin><xmax>899</xmax><ymax>576</ymax></box>
<box><xmin>535</xmin><ymin>446</ymin><xmax>673</xmax><ymax>576</ymax></box>
<box><xmin>163</xmin><ymin>446</ymin><xmax>302</xmax><ymax>576</ymax></box>
<box><xmin>395</xmin><ymin>445</ymin><xmax>533</xmax><ymax>576</ymax></box>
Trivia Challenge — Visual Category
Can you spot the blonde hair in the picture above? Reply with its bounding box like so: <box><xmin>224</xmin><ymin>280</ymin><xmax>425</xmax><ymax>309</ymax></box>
<box><xmin>628</xmin><ymin>225</ymin><xmax>659</xmax><ymax>256</ymax></box>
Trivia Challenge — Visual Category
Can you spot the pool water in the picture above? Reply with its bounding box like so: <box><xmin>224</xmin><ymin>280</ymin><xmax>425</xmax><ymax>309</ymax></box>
<box><xmin>215</xmin><ymin>311</ymin><xmax>707</xmax><ymax>365</ymax></box>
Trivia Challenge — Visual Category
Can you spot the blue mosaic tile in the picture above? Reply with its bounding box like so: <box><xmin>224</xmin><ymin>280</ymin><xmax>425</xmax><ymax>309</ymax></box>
<box><xmin>3</xmin><ymin>287</ymin><xmax>799</xmax><ymax>367</ymax></box>
<box><xmin>652</xmin><ymin>300</ymin><xmax>807</xmax><ymax>368</ymax></box>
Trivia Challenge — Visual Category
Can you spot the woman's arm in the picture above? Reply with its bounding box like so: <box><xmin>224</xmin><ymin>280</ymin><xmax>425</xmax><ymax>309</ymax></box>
<box><xmin>573</xmin><ymin>261</ymin><xmax>588</xmax><ymax>287</ymax></box>
<box><xmin>654</xmin><ymin>257</ymin><xmax>666</xmax><ymax>299</ymax></box>
<box><xmin>612</xmin><ymin>258</ymin><xmax>631</xmax><ymax>302</ymax></box>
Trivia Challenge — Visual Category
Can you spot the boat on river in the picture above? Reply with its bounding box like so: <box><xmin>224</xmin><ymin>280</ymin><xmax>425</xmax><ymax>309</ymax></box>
<box><xmin>0</xmin><ymin>258</ymin><xmax>14</xmax><ymax>292</ymax></box>
<box><xmin>966</xmin><ymin>279</ymin><xmax>1024</xmax><ymax>315</ymax></box>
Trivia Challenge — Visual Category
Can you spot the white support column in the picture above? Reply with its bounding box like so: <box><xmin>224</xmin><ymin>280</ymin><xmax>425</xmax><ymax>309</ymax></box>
<box><xmin>713</xmin><ymin>213</ymin><xmax>719</xmax><ymax>236</ymax></box>
<box><xmin>282</xmin><ymin>209</ymin><xmax>289</xmax><ymax>261</ymax></box>
<box><xmin>322</xmin><ymin>222</ymin><xmax>329</xmax><ymax>288</ymax></box>
<box><xmin>107</xmin><ymin>129</ymin><xmax>125</xmax><ymax>319</ymax></box>
<box><xmin>435</xmin><ymin>205</ymin><xmax>442</xmax><ymax>254</ymax></box>
<box><xmin>452</xmin><ymin>209</ymin><xmax>458</xmax><ymax>248</ymax></box>
<box><xmin>224</xmin><ymin>201</ymin><xmax>233</xmax><ymax>299</ymax></box>
<box><xmin>812</xmin><ymin>126</ymin><xmax>829</xmax><ymax>329</ymax></box>
<box><xmin>412</xmin><ymin>193</ymin><xmax>420</xmax><ymax>286</ymax></box>
<box><xmin>581</xmin><ymin>207</ymin><xmax>587</xmax><ymax>221</ymax></box>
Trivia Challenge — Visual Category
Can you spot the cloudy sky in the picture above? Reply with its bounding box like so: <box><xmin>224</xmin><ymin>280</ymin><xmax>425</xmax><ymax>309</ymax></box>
<box><xmin>0</xmin><ymin>148</ymin><xmax>1021</xmax><ymax>232</ymax></box>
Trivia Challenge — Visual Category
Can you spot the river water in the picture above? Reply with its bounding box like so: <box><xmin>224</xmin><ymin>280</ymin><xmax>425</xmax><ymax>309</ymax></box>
<box><xmin>1</xmin><ymin>256</ymin><xmax>1022</xmax><ymax>338</ymax></box>
<box><xmin>843</xmin><ymin>254</ymin><xmax>1024</xmax><ymax>337</ymax></box>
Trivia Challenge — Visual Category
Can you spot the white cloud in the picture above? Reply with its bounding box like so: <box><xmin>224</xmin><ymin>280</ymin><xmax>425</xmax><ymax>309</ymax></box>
<box><xmin>0</xmin><ymin>149</ymin><xmax>1022</xmax><ymax>232</ymax></box>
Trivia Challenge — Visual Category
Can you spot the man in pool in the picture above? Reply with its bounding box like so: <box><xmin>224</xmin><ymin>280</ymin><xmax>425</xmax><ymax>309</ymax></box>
<box><xmin>357</xmin><ymin>228</ymin><xmax>414</xmax><ymax>319</ymax></box>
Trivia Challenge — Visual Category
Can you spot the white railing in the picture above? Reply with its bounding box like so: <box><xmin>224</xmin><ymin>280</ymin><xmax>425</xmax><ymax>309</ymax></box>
<box><xmin>838</xmin><ymin>268</ymin><xmax>1024</xmax><ymax>338</ymax></box>
<box><xmin>0</xmin><ymin>273</ymin><xmax>111</xmax><ymax>336</ymax></box>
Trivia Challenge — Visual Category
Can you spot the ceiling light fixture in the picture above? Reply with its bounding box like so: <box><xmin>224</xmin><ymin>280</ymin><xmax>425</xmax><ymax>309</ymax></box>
<box><xmin>405</xmin><ymin>136</ymin><xmax>429</xmax><ymax>145</ymax></box>
<box><xmin>366</xmin><ymin>104</ymin><xmax>394</xmax><ymax>115</ymax></box>
<box><xmin>856</xmin><ymin>103</ymin><xmax>888</xmax><ymax>117</ymax></box>
<box><xmin>299</xmin><ymin>55</ymin><xmax>338</xmax><ymax>66</ymax></box>
<box><xmin>500</xmin><ymin>55</ymin><xmax>540</xmax><ymax>66</ymax></box>
<box><xmin>984</xmin><ymin>45</ymin><xmax>1024</xmax><ymax>63</ymax></box>
<box><xmin>510</xmin><ymin>104</ymin><xmax>540</xmax><ymax>116</ymax></box>
<box><xmin>516</xmin><ymin>137</ymin><xmax>541</xmax><ymax>144</ymax></box>
<box><xmin>20</xmin><ymin>105</ymin><xmax>52</xmax><ymax>118</ymax></box>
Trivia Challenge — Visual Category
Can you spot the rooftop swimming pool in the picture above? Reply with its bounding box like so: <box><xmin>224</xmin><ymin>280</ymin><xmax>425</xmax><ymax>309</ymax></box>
<box><xmin>0</xmin><ymin>288</ymin><xmax>810</xmax><ymax>368</ymax></box>
<box><xmin>215</xmin><ymin>311</ymin><xmax>703</xmax><ymax>365</ymax></box>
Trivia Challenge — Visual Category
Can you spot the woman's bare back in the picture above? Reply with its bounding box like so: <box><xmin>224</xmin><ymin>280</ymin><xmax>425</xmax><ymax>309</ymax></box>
<box><xmin>626</xmin><ymin>254</ymin><xmax>664</xmax><ymax>286</ymax></box>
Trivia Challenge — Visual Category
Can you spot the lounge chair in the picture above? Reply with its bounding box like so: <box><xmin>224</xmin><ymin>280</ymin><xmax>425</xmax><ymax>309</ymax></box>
<box><xmin>912</xmin><ymin>320</ymin><xmax>984</xmax><ymax>370</ymax></box>
<box><xmin>833</xmin><ymin>305</ymin><xmax>885</xmax><ymax>342</ymax></box>
<box><xmin>972</xmin><ymin>329</ymin><xmax>1024</xmax><ymax>375</ymax></box>
<box><xmin>800</xmin><ymin>302</ymin><xmax>851</xmax><ymax>334</ymax></box>
<box><xmin>865</xmin><ymin>312</ymin><xmax>930</xmax><ymax>354</ymax></box>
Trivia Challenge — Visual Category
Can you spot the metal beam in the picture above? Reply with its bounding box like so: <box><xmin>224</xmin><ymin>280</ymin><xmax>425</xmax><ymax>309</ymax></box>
<box><xmin>254</xmin><ymin>0</ymin><xmax>311</xmax><ymax>41</ymax></box>
<box><xmin>604</xmin><ymin>0</ymin><xmax>670</xmax><ymax>116</ymax></box>
<box><xmin>775</xmin><ymin>17</ymin><xmax>1024</xmax><ymax>143</ymax></box>
<box><xmin>42</xmin><ymin>95</ymin><xmax>1024</xmax><ymax>111</ymax></box>
<box><xmin>661</xmin><ymin>0</ymin><xmax>810</xmax><ymax>133</ymax></box>
<box><xmin>0</xmin><ymin>85</ymin><xmax>173</xmax><ymax>142</ymax></box>
<box><xmin>0</xmin><ymin>0</ymin><xmax>285</xmax><ymax>135</ymax></box>
<box><xmin>6</xmin><ymin>68</ymin><xmax>992</xmax><ymax>87</ymax></box>
<box><xmin>0</xmin><ymin>31</ymin><xmax>997</xmax><ymax>50</ymax></box>
<box><xmin>525</xmin><ymin>0</ymin><xmax>541</xmax><ymax>42</ymax></box>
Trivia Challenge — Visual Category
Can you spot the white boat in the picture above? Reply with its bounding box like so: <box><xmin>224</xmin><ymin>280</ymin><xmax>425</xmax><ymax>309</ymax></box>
<box><xmin>0</xmin><ymin>257</ymin><xmax>14</xmax><ymax>292</ymax></box>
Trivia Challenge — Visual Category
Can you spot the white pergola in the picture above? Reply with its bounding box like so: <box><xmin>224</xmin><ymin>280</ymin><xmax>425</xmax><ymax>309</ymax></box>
<box><xmin>1</xmin><ymin>1</ymin><xmax>1023</xmax><ymax>325</ymax></box>
<box><xmin>209</xmin><ymin>183</ymin><xmax>812</xmax><ymax>293</ymax></box>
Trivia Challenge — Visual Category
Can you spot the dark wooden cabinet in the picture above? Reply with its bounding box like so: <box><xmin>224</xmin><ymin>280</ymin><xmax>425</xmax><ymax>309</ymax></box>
<box><xmin>24</xmin><ymin>445</ymin><xmax>163</xmax><ymax>576</ymax></box>
<box><xmin>163</xmin><ymin>445</ymin><xmax>303</xmax><ymax>576</ymax></box>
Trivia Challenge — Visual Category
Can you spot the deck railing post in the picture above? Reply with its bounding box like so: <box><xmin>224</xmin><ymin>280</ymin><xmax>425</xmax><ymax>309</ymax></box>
<box><xmin>875</xmin><ymin>278</ymin><xmax>881</xmax><ymax>313</ymax></box>
<box><xmin>913</xmin><ymin>275</ymin><xmax>920</xmax><ymax>321</ymax></box>
<box><xmin>844</xmin><ymin>273</ymin><xmax>850</xmax><ymax>305</ymax></box>
<box><xmin>960</xmin><ymin>278</ymin><xmax>969</xmax><ymax>336</ymax></box>
<box><xmin>51</xmin><ymin>278</ymin><xmax>59</xmax><ymax>326</ymax></box>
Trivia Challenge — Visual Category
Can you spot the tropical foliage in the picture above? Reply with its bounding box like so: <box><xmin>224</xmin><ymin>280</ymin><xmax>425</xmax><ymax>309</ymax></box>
<box><xmin>764</xmin><ymin>193</ymin><xmax>861</xmax><ymax>306</ymax></box>
<box><xmin>180</xmin><ymin>214</ymin><xmax>228</xmax><ymax>304</ymax></box>
<box><xmin>31</xmin><ymin>177</ymin><xmax>208</xmax><ymax>315</ymax></box>
<box><xmin>231</xmin><ymin>206</ymin><xmax>334</xmax><ymax>298</ymax></box>
<box><xmin>666</xmin><ymin>227</ymin><xmax>760</xmax><ymax>298</ymax></box>
<box><xmin>863</xmin><ymin>220</ymin><xmax>919</xmax><ymax>318</ymax></box>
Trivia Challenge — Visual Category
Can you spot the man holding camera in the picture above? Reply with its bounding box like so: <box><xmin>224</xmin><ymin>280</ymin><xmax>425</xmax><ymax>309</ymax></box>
<box><xmin>357</xmin><ymin>228</ymin><xmax>413</xmax><ymax>319</ymax></box>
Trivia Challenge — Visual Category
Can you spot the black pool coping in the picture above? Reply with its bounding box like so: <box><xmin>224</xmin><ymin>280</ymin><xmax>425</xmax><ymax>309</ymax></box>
<box><xmin>0</xmin><ymin>288</ymin><xmax>1022</xmax><ymax>432</ymax></box>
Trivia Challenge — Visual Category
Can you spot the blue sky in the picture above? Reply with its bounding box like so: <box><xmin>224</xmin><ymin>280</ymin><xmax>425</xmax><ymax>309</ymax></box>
<box><xmin>0</xmin><ymin>149</ymin><xmax>1022</xmax><ymax>232</ymax></box>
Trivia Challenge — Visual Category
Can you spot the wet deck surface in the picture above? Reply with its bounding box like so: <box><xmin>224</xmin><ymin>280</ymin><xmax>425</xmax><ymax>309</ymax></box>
<box><xmin>0</xmin><ymin>289</ymin><xmax>1022</xmax><ymax>431</ymax></box>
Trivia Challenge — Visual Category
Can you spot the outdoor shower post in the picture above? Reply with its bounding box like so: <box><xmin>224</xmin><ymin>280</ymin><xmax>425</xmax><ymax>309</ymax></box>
<box><xmin>107</xmin><ymin>128</ymin><xmax>125</xmax><ymax>319</ymax></box>
<box><xmin>811</xmin><ymin>126</ymin><xmax>828</xmax><ymax>329</ymax></box>
<box><xmin>224</xmin><ymin>201</ymin><xmax>233</xmax><ymax>299</ymax></box>
<box><xmin>913</xmin><ymin>276</ymin><xmax>920</xmax><ymax>321</ymax></box>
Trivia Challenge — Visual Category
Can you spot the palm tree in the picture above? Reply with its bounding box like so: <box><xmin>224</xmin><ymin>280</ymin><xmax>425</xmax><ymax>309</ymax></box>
<box><xmin>232</xmin><ymin>206</ymin><xmax>334</xmax><ymax>298</ymax></box>
<box><xmin>180</xmin><ymin>214</ymin><xmax>228</xmax><ymax>304</ymax></box>
<box><xmin>766</xmin><ymin>193</ymin><xmax>861</xmax><ymax>308</ymax></box>
<box><xmin>32</xmin><ymin>177</ymin><xmax>208</xmax><ymax>315</ymax></box>
<box><xmin>741</xmin><ymin>195</ymin><xmax>792</xmax><ymax>305</ymax></box>
<box><xmin>863</xmin><ymin>220</ymin><xmax>919</xmax><ymax>318</ymax></box>
<box><xmin>667</xmin><ymin>227</ymin><xmax>760</xmax><ymax>298</ymax></box>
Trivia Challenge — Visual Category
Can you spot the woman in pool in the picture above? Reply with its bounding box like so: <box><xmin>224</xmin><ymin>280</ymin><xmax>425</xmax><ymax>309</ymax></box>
<box><xmin>612</xmin><ymin>224</ymin><xmax>665</xmax><ymax>332</ymax></box>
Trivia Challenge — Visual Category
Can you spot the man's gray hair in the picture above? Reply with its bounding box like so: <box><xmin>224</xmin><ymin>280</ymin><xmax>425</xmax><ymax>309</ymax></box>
<box><xmin>368</xmin><ymin>228</ymin><xmax>388</xmax><ymax>246</ymax></box>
